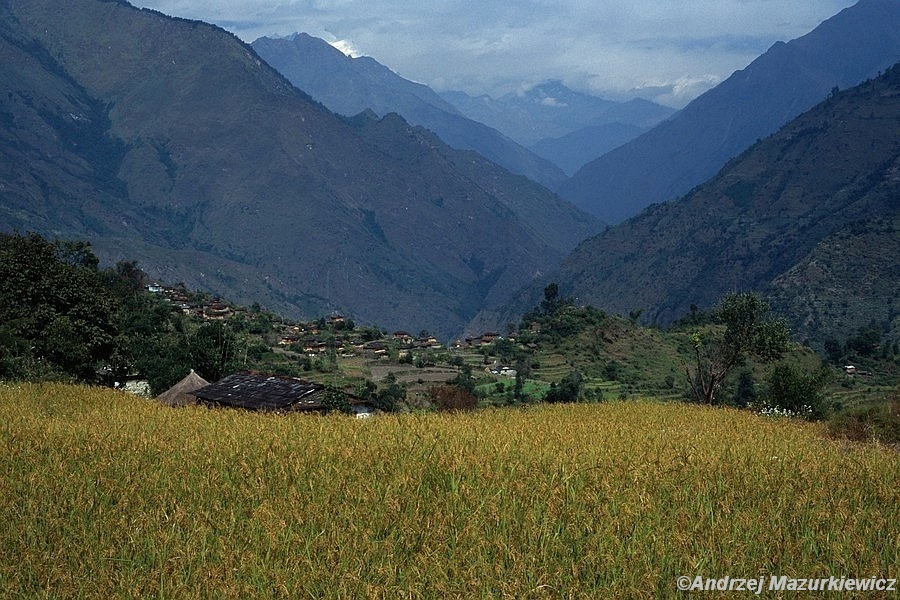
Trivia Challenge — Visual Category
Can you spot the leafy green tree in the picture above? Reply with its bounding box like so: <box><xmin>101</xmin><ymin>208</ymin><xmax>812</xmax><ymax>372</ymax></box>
<box><xmin>544</xmin><ymin>370</ymin><xmax>583</xmax><ymax>403</ymax></box>
<box><xmin>0</xmin><ymin>233</ymin><xmax>119</xmax><ymax>380</ymax></box>
<box><xmin>108</xmin><ymin>260</ymin><xmax>148</xmax><ymax>297</ymax></box>
<box><xmin>732</xmin><ymin>370</ymin><xmax>757</xmax><ymax>408</ymax></box>
<box><xmin>764</xmin><ymin>362</ymin><xmax>828</xmax><ymax>420</ymax></box>
<box><xmin>375</xmin><ymin>372</ymin><xmax>406</xmax><ymax>411</ymax></box>
<box><xmin>133</xmin><ymin>334</ymin><xmax>192</xmax><ymax>396</ymax></box>
<box><xmin>53</xmin><ymin>239</ymin><xmax>100</xmax><ymax>270</ymax></box>
<box><xmin>189</xmin><ymin>321</ymin><xmax>245</xmax><ymax>382</ymax></box>
<box><xmin>513</xmin><ymin>356</ymin><xmax>532</xmax><ymax>402</ymax></box>
<box><xmin>685</xmin><ymin>293</ymin><xmax>789</xmax><ymax>404</ymax></box>
<box><xmin>845</xmin><ymin>325</ymin><xmax>881</xmax><ymax>358</ymax></box>
<box><xmin>539</xmin><ymin>282</ymin><xmax>573</xmax><ymax>317</ymax></box>
<box><xmin>541</xmin><ymin>283</ymin><xmax>561</xmax><ymax>315</ymax></box>
<box><xmin>604</xmin><ymin>360</ymin><xmax>620</xmax><ymax>381</ymax></box>
<box><xmin>449</xmin><ymin>362</ymin><xmax>475</xmax><ymax>393</ymax></box>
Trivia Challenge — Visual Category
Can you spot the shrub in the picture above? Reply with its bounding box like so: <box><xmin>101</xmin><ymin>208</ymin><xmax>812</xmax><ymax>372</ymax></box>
<box><xmin>761</xmin><ymin>363</ymin><xmax>828</xmax><ymax>420</ymax></box>
<box><xmin>544</xmin><ymin>371</ymin><xmax>583</xmax><ymax>403</ymax></box>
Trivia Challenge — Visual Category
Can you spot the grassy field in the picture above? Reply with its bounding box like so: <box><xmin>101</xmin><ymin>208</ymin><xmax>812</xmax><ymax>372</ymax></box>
<box><xmin>1</xmin><ymin>383</ymin><xmax>897</xmax><ymax>598</ymax></box>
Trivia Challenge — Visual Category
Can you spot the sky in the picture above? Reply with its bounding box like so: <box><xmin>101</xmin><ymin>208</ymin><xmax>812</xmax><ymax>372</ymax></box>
<box><xmin>132</xmin><ymin>0</ymin><xmax>857</xmax><ymax>107</ymax></box>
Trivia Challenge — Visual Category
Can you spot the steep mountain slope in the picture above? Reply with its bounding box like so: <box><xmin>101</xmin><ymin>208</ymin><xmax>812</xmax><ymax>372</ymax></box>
<box><xmin>559</xmin><ymin>0</ymin><xmax>900</xmax><ymax>224</ymax></box>
<box><xmin>478</xmin><ymin>63</ymin><xmax>900</xmax><ymax>344</ymax></box>
<box><xmin>251</xmin><ymin>33</ymin><xmax>567</xmax><ymax>190</ymax></box>
<box><xmin>766</xmin><ymin>217</ymin><xmax>900</xmax><ymax>348</ymax></box>
<box><xmin>0</xmin><ymin>0</ymin><xmax>601</xmax><ymax>339</ymax></box>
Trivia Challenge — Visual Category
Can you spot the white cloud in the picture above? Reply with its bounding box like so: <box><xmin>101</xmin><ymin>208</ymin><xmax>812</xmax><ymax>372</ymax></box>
<box><xmin>327</xmin><ymin>38</ymin><xmax>361</xmax><ymax>58</ymax></box>
<box><xmin>132</xmin><ymin>1</ymin><xmax>857</xmax><ymax>105</ymax></box>
<box><xmin>540</xmin><ymin>97</ymin><xmax>567</xmax><ymax>107</ymax></box>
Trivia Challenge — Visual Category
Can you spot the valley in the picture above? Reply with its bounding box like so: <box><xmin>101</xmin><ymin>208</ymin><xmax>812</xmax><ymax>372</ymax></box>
<box><xmin>1</xmin><ymin>1</ymin><xmax>898</xmax><ymax>595</ymax></box>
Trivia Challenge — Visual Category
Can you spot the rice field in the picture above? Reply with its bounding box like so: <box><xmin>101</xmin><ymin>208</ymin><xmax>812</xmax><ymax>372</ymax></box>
<box><xmin>1</xmin><ymin>382</ymin><xmax>897</xmax><ymax>598</ymax></box>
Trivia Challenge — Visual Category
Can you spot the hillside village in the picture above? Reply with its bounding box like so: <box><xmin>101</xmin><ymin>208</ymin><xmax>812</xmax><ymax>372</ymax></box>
<box><xmin>136</xmin><ymin>272</ymin><xmax>897</xmax><ymax>435</ymax></box>
<box><xmin>147</xmin><ymin>282</ymin><xmax>464</xmax><ymax>359</ymax></box>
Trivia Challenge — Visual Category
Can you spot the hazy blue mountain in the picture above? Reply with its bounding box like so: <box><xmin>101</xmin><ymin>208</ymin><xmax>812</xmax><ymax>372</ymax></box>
<box><xmin>0</xmin><ymin>0</ymin><xmax>601</xmax><ymax>340</ymax></box>
<box><xmin>529</xmin><ymin>121</ymin><xmax>647</xmax><ymax>176</ymax></box>
<box><xmin>251</xmin><ymin>33</ymin><xmax>566</xmax><ymax>189</ymax></box>
<box><xmin>476</xmin><ymin>64</ymin><xmax>900</xmax><ymax>346</ymax></box>
<box><xmin>558</xmin><ymin>0</ymin><xmax>900</xmax><ymax>224</ymax></box>
<box><xmin>440</xmin><ymin>82</ymin><xmax>674</xmax><ymax>147</ymax></box>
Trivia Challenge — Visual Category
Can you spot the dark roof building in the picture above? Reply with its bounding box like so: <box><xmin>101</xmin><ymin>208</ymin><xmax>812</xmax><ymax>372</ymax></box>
<box><xmin>192</xmin><ymin>371</ymin><xmax>373</xmax><ymax>414</ymax></box>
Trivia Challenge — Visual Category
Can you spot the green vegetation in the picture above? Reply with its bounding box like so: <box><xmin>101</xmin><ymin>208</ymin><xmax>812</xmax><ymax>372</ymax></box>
<box><xmin>1</xmin><ymin>383</ymin><xmax>896</xmax><ymax>598</ymax></box>
<box><xmin>0</xmin><ymin>232</ymin><xmax>254</xmax><ymax>392</ymax></box>
<box><xmin>2</xmin><ymin>232</ymin><xmax>896</xmax><ymax>441</ymax></box>
<box><xmin>684</xmin><ymin>293</ymin><xmax>789</xmax><ymax>405</ymax></box>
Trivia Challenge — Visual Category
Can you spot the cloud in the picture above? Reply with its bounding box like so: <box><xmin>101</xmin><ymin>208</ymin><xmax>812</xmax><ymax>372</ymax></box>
<box><xmin>620</xmin><ymin>75</ymin><xmax>725</xmax><ymax>107</ymax></box>
<box><xmin>540</xmin><ymin>97</ymin><xmax>567</xmax><ymax>108</ymax></box>
<box><xmin>327</xmin><ymin>38</ymin><xmax>361</xmax><ymax>58</ymax></box>
<box><xmin>133</xmin><ymin>1</ymin><xmax>856</xmax><ymax>106</ymax></box>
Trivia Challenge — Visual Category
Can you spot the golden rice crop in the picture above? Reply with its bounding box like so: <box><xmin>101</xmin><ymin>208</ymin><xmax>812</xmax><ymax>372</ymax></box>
<box><xmin>0</xmin><ymin>382</ymin><xmax>897</xmax><ymax>598</ymax></box>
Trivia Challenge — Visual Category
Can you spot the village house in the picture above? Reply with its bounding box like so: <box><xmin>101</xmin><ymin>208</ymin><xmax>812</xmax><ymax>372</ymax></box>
<box><xmin>362</xmin><ymin>340</ymin><xmax>389</xmax><ymax>358</ymax></box>
<box><xmin>414</xmin><ymin>335</ymin><xmax>444</xmax><ymax>349</ymax></box>
<box><xmin>278</xmin><ymin>332</ymin><xmax>300</xmax><ymax>346</ymax></box>
<box><xmin>463</xmin><ymin>332</ymin><xmax>501</xmax><ymax>347</ymax></box>
<box><xmin>191</xmin><ymin>371</ymin><xmax>375</xmax><ymax>416</ymax></box>
<box><xmin>203</xmin><ymin>299</ymin><xmax>232</xmax><ymax>320</ymax></box>
<box><xmin>326</xmin><ymin>313</ymin><xmax>346</xmax><ymax>327</ymax></box>
<box><xmin>392</xmin><ymin>331</ymin><xmax>414</xmax><ymax>345</ymax></box>
<box><xmin>490</xmin><ymin>366</ymin><xmax>518</xmax><ymax>378</ymax></box>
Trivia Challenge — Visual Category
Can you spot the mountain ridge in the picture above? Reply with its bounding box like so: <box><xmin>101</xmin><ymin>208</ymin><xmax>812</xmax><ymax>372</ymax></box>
<box><xmin>558</xmin><ymin>0</ymin><xmax>900</xmax><ymax>224</ymax></box>
<box><xmin>251</xmin><ymin>33</ymin><xmax>567</xmax><ymax>190</ymax></box>
<box><xmin>474</xmin><ymin>63</ymin><xmax>900</xmax><ymax>346</ymax></box>
<box><xmin>0</xmin><ymin>0</ymin><xmax>601</xmax><ymax>340</ymax></box>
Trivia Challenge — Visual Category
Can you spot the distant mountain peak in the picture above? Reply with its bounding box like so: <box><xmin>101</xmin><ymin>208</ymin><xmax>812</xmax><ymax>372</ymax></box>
<box><xmin>252</xmin><ymin>32</ymin><xmax>568</xmax><ymax>189</ymax></box>
<box><xmin>440</xmin><ymin>81</ymin><xmax>674</xmax><ymax>150</ymax></box>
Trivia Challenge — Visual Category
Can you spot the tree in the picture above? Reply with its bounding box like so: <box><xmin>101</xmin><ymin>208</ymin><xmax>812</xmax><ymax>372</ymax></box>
<box><xmin>189</xmin><ymin>321</ymin><xmax>245</xmax><ymax>382</ymax></box>
<box><xmin>0</xmin><ymin>233</ymin><xmax>119</xmax><ymax>380</ymax></box>
<box><xmin>764</xmin><ymin>362</ymin><xmax>828</xmax><ymax>420</ymax></box>
<box><xmin>685</xmin><ymin>293</ymin><xmax>789</xmax><ymax>404</ymax></box>
<box><xmin>544</xmin><ymin>370</ymin><xmax>583</xmax><ymax>403</ymax></box>
<box><xmin>845</xmin><ymin>325</ymin><xmax>881</xmax><ymax>357</ymax></box>
<box><xmin>374</xmin><ymin>372</ymin><xmax>406</xmax><ymax>412</ymax></box>
<box><xmin>449</xmin><ymin>362</ymin><xmax>475</xmax><ymax>394</ymax></box>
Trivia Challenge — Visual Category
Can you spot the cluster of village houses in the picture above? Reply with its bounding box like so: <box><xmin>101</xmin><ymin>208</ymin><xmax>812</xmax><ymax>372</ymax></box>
<box><xmin>145</xmin><ymin>285</ymin><xmax>518</xmax><ymax>413</ymax></box>
<box><xmin>147</xmin><ymin>283</ymin><xmax>505</xmax><ymax>357</ymax></box>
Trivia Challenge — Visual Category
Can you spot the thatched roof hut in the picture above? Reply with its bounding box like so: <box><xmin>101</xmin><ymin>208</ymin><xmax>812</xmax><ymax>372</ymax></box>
<box><xmin>155</xmin><ymin>369</ymin><xmax>209</xmax><ymax>406</ymax></box>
